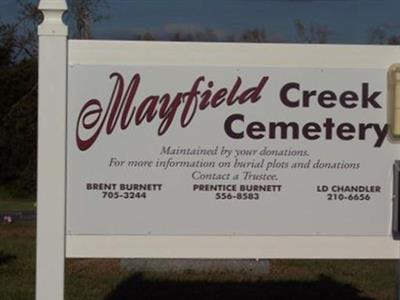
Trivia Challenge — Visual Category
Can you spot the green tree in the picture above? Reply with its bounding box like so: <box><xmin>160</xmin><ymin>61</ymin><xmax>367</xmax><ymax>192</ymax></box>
<box><xmin>0</xmin><ymin>23</ymin><xmax>16</xmax><ymax>67</ymax></box>
<box><xmin>294</xmin><ymin>20</ymin><xmax>331</xmax><ymax>44</ymax></box>
<box><xmin>241</xmin><ymin>28</ymin><xmax>268</xmax><ymax>43</ymax></box>
<box><xmin>68</xmin><ymin>0</ymin><xmax>108</xmax><ymax>39</ymax></box>
<box><xmin>368</xmin><ymin>25</ymin><xmax>400</xmax><ymax>45</ymax></box>
<box><xmin>0</xmin><ymin>0</ymin><xmax>107</xmax><ymax>194</ymax></box>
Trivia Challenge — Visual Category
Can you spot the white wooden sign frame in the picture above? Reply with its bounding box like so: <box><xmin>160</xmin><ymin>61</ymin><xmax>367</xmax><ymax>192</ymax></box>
<box><xmin>37</xmin><ymin>1</ymin><xmax>400</xmax><ymax>299</ymax></box>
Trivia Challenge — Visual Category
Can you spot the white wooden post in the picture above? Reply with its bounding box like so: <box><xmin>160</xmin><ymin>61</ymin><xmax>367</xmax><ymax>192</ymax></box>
<box><xmin>36</xmin><ymin>1</ymin><xmax>68</xmax><ymax>300</ymax></box>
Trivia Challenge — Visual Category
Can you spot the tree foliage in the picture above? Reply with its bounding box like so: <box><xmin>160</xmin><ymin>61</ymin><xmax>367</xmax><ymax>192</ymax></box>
<box><xmin>0</xmin><ymin>30</ymin><xmax>37</xmax><ymax>192</ymax></box>
<box><xmin>241</xmin><ymin>28</ymin><xmax>268</xmax><ymax>43</ymax></box>
<box><xmin>368</xmin><ymin>25</ymin><xmax>400</xmax><ymax>45</ymax></box>
<box><xmin>67</xmin><ymin>0</ymin><xmax>108</xmax><ymax>39</ymax></box>
<box><xmin>0</xmin><ymin>23</ymin><xmax>16</xmax><ymax>67</ymax></box>
<box><xmin>0</xmin><ymin>0</ymin><xmax>107</xmax><ymax>194</ymax></box>
<box><xmin>294</xmin><ymin>20</ymin><xmax>331</xmax><ymax>44</ymax></box>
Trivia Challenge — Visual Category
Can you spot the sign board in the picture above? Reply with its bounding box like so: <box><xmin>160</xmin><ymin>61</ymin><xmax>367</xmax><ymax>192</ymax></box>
<box><xmin>62</xmin><ymin>40</ymin><xmax>400</xmax><ymax>259</ymax></box>
<box><xmin>67</xmin><ymin>64</ymin><xmax>394</xmax><ymax>237</ymax></box>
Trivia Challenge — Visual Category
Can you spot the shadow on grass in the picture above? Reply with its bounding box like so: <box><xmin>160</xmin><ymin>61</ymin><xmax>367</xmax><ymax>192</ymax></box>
<box><xmin>0</xmin><ymin>250</ymin><xmax>16</xmax><ymax>266</ymax></box>
<box><xmin>104</xmin><ymin>274</ymin><xmax>374</xmax><ymax>300</ymax></box>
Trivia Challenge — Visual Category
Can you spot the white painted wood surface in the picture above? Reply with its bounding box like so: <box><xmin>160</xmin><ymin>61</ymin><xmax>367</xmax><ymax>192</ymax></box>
<box><xmin>67</xmin><ymin>235</ymin><xmax>400</xmax><ymax>259</ymax></box>
<box><xmin>67</xmin><ymin>40</ymin><xmax>400</xmax><ymax>259</ymax></box>
<box><xmin>69</xmin><ymin>40</ymin><xmax>400</xmax><ymax>68</ymax></box>
<box><xmin>36</xmin><ymin>1</ymin><xmax>67</xmax><ymax>300</ymax></box>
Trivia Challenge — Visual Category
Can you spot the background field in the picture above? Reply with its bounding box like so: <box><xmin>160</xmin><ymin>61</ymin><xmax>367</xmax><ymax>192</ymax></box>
<box><xmin>0</xmin><ymin>185</ymin><xmax>35</xmax><ymax>212</ymax></box>
<box><xmin>0</xmin><ymin>219</ymin><xmax>397</xmax><ymax>300</ymax></box>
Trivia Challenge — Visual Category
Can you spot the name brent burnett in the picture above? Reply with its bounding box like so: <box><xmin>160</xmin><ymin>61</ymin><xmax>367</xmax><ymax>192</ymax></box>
<box><xmin>86</xmin><ymin>183</ymin><xmax>162</xmax><ymax>191</ymax></box>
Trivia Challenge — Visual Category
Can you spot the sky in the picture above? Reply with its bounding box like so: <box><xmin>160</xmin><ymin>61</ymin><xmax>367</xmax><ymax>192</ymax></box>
<box><xmin>1</xmin><ymin>0</ymin><xmax>400</xmax><ymax>44</ymax></box>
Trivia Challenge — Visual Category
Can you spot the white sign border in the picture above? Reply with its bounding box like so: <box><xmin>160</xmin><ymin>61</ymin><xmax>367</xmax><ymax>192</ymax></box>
<box><xmin>66</xmin><ymin>40</ymin><xmax>400</xmax><ymax>259</ymax></box>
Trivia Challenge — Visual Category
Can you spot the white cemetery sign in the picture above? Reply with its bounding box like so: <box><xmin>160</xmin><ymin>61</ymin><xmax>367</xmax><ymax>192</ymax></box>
<box><xmin>36</xmin><ymin>0</ymin><xmax>400</xmax><ymax>299</ymax></box>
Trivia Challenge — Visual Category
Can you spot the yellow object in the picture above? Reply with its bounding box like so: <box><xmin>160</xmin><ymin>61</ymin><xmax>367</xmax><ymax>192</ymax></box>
<box><xmin>390</xmin><ymin>64</ymin><xmax>400</xmax><ymax>137</ymax></box>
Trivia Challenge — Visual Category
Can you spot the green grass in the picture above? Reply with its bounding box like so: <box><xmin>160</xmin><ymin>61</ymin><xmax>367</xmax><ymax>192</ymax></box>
<box><xmin>0</xmin><ymin>221</ymin><xmax>397</xmax><ymax>300</ymax></box>
<box><xmin>0</xmin><ymin>185</ymin><xmax>35</xmax><ymax>212</ymax></box>
<box><xmin>0</xmin><ymin>200</ymin><xmax>35</xmax><ymax>212</ymax></box>
<box><xmin>0</xmin><ymin>222</ymin><xmax>36</xmax><ymax>300</ymax></box>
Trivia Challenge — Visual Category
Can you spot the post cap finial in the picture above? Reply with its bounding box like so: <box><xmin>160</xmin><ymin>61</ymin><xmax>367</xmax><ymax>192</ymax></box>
<box><xmin>39</xmin><ymin>0</ymin><xmax>67</xmax><ymax>11</ymax></box>
<box><xmin>38</xmin><ymin>0</ymin><xmax>68</xmax><ymax>36</ymax></box>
